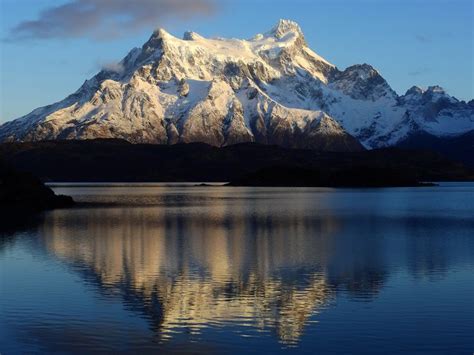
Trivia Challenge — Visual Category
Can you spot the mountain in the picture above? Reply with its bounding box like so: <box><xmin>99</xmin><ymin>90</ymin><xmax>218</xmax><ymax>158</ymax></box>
<box><xmin>396</xmin><ymin>130</ymin><xmax>474</xmax><ymax>167</ymax></box>
<box><xmin>0</xmin><ymin>19</ymin><xmax>472</xmax><ymax>152</ymax></box>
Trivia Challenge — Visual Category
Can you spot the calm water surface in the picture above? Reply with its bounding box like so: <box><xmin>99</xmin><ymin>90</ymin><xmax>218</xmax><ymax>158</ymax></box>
<box><xmin>1</xmin><ymin>183</ymin><xmax>473</xmax><ymax>354</ymax></box>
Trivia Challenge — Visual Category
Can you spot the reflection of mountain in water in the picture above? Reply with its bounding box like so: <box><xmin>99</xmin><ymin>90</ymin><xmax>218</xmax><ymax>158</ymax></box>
<box><xmin>34</xmin><ymin>187</ymin><xmax>474</xmax><ymax>344</ymax></box>
<box><xmin>40</xmin><ymin>204</ymin><xmax>342</xmax><ymax>344</ymax></box>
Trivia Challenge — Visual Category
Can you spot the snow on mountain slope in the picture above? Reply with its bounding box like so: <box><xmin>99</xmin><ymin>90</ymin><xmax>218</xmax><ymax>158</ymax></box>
<box><xmin>0</xmin><ymin>19</ymin><xmax>472</xmax><ymax>151</ymax></box>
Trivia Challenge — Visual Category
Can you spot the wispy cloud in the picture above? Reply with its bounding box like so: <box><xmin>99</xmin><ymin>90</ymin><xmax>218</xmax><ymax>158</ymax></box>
<box><xmin>414</xmin><ymin>34</ymin><xmax>432</xmax><ymax>43</ymax></box>
<box><xmin>408</xmin><ymin>67</ymin><xmax>431</xmax><ymax>76</ymax></box>
<box><xmin>101</xmin><ymin>61</ymin><xmax>125</xmax><ymax>74</ymax></box>
<box><xmin>8</xmin><ymin>0</ymin><xmax>216</xmax><ymax>41</ymax></box>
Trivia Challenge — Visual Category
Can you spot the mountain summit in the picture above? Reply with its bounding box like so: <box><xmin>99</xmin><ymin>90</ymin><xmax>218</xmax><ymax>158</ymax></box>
<box><xmin>0</xmin><ymin>20</ymin><xmax>472</xmax><ymax>152</ymax></box>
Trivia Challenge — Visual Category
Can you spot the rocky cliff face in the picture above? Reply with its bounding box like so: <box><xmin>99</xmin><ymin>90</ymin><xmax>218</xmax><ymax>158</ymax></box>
<box><xmin>0</xmin><ymin>19</ymin><xmax>472</xmax><ymax>152</ymax></box>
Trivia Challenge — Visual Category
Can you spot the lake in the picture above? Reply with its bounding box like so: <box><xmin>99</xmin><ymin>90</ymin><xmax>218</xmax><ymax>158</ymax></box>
<box><xmin>1</xmin><ymin>183</ymin><xmax>473</xmax><ymax>354</ymax></box>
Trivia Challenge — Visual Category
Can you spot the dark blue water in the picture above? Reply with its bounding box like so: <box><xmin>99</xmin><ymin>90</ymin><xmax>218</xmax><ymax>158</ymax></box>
<box><xmin>1</xmin><ymin>183</ymin><xmax>473</xmax><ymax>354</ymax></box>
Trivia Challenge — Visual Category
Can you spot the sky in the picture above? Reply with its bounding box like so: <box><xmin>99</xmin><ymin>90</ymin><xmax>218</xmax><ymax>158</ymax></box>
<box><xmin>0</xmin><ymin>0</ymin><xmax>472</xmax><ymax>123</ymax></box>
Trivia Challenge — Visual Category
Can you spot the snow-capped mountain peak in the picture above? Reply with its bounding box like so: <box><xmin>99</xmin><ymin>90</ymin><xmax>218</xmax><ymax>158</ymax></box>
<box><xmin>267</xmin><ymin>19</ymin><xmax>304</xmax><ymax>40</ymax></box>
<box><xmin>0</xmin><ymin>20</ymin><xmax>472</xmax><ymax>151</ymax></box>
<box><xmin>405</xmin><ymin>85</ymin><xmax>424</xmax><ymax>96</ymax></box>
<box><xmin>183</xmin><ymin>30</ymin><xmax>203</xmax><ymax>41</ymax></box>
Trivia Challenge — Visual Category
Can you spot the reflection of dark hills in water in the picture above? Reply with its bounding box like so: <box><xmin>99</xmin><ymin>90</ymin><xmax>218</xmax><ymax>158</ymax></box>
<box><xmin>13</xmin><ymin>198</ymin><xmax>470</xmax><ymax>344</ymax></box>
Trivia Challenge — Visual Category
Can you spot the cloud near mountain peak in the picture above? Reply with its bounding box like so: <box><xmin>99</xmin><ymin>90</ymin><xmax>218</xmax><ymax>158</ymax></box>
<box><xmin>9</xmin><ymin>0</ymin><xmax>216</xmax><ymax>41</ymax></box>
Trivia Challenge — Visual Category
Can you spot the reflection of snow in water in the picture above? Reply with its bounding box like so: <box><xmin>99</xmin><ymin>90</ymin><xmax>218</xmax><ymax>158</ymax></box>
<box><xmin>41</xmin><ymin>190</ymin><xmax>340</xmax><ymax>344</ymax></box>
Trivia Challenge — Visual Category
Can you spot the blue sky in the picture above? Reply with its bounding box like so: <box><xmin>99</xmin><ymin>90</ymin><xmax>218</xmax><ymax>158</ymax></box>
<box><xmin>1</xmin><ymin>0</ymin><xmax>472</xmax><ymax>123</ymax></box>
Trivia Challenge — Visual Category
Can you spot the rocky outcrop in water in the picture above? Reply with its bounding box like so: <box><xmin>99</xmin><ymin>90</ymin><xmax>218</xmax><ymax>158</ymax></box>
<box><xmin>0</xmin><ymin>161</ymin><xmax>74</xmax><ymax>215</ymax></box>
